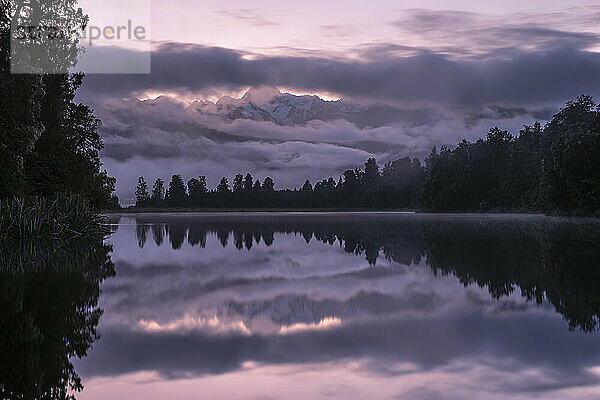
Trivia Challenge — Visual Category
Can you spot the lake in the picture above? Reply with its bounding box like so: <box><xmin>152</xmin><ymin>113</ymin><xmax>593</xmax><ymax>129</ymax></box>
<box><xmin>4</xmin><ymin>213</ymin><xmax>600</xmax><ymax>399</ymax></box>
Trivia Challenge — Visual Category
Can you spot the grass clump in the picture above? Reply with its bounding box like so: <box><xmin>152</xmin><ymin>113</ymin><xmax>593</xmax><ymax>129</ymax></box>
<box><xmin>0</xmin><ymin>195</ymin><xmax>109</xmax><ymax>240</ymax></box>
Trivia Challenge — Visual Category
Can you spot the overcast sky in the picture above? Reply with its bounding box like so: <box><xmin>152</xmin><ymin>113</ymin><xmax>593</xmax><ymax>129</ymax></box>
<box><xmin>78</xmin><ymin>1</ymin><xmax>600</xmax><ymax>202</ymax></box>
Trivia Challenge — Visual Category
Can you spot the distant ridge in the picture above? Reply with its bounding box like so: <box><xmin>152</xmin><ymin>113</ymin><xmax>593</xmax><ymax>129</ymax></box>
<box><xmin>187</xmin><ymin>86</ymin><xmax>412</xmax><ymax>128</ymax></box>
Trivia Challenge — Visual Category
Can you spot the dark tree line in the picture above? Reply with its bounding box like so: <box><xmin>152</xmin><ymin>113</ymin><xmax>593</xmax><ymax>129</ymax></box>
<box><xmin>423</xmin><ymin>95</ymin><xmax>600</xmax><ymax>215</ymax></box>
<box><xmin>134</xmin><ymin>157</ymin><xmax>424</xmax><ymax>209</ymax></box>
<box><xmin>135</xmin><ymin>96</ymin><xmax>600</xmax><ymax>215</ymax></box>
<box><xmin>0</xmin><ymin>1</ymin><xmax>118</xmax><ymax>209</ymax></box>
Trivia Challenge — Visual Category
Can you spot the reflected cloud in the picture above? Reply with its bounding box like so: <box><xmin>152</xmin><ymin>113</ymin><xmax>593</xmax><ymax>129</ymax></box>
<box><xmin>138</xmin><ymin>314</ymin><xmax>251</xmax><ymax>335</ymax></box>
<box><xmin>279</xmin><ymin>317</ymin><xmax>342</xmax><ymax>334</ymax></box>
<box><xmin>108</xmin><ymin>213</ymin><xmax>600</xmax><ymax>331</ymax></box>
<box><xmin>75</xmin><ymin>213</ymin><xmax>600</xmax><ymax>399</ymax></box>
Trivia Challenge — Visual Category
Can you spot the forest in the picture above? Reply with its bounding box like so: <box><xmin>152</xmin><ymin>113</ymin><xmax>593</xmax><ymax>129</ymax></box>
<box><xmin>1</xmin><ymin>4</ymin><xmax>117</xmax><ymax>397</ymax></box>
<box><xmin>135</xmin><ymin>95</ymin><xmax>600</xmax><ymax>216</ymax></box>
<box><xmin>2</xmin><ymin>0</ymin><xmax>599</xmax><ymax>216</ymax></box>
<box><xmin>0</xmin><ymin>0</ymin><xmax>118</xmax><ymax>211</ymax></box>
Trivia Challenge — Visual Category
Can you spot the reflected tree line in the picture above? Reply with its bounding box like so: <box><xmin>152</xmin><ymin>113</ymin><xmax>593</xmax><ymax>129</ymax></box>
<box><xmin>1</xmin><ymin>213</ymin><xmax>598</xmax><ymax>400</ymax></box>
<box><xmin>135</xmin><ymin>96</ymin><xmax>600</xmax><ymax>215</ymax></box>
<box><xmin>134</xmin><ymin>216</ymin><xmax>600</xmax><ymax>332</ymax></box>
<box><xmin>0</xmin><ymin>232</ymin><xmax>115</xmax><ymax>399</ymax></box>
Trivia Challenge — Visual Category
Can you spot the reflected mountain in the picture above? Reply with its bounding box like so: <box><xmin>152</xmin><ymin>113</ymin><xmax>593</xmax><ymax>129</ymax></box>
<box><xmin>69</xmin><ymin>213</ymin><xmax>600</xmax><ymax>399</ymax></box>
<box><xmin>0</xmin><ymin>236</ymin><xmax>114</xmax><ymax>399</ymax></box>
<box><xmin>123</xmin><ymin>213</ymin><xmax>600</xmax><ymax>332</ymax></box>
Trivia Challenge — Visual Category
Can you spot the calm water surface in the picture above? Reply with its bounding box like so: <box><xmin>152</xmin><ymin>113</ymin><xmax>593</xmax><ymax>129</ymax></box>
<box><xmin>9</xmin><ymin>212</ymin><xmax>600</xmax><ymax>400</ymax></box>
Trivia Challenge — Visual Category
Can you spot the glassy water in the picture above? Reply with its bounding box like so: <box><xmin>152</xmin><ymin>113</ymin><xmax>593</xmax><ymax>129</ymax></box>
<box><xmin>3</xmin><ymin>213</ymin><xmax>600</xmax><ymax>399</ymax></box>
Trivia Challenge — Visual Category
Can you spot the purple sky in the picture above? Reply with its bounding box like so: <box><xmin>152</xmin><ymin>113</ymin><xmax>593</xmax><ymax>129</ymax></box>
<box><xmin>77</xmin><ymin>1</ymin><xmax>600</xmax><ymax>202</ymax></box>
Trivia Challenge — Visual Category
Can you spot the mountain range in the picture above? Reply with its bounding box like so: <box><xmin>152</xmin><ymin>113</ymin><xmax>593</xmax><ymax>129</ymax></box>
<box><xmin>187</xmin><ymin>86</ymin><xmax>427</xmax><ymax>128</ymax></box>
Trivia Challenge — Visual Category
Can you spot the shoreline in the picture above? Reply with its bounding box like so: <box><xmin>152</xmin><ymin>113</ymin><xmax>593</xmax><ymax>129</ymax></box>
<box><xmin>103</xmin><ymin>207</ymin><xmax>546</xmax><ymax>216</ymax></box>
<box><xmin>105</xmin><ymin>207</ymin><xmax>417</xmax><ymax>214</ymax></box>
<box><xmin>102</xmin><ymin>208</ymin><xmax>599</xmax><ymax>219</ymax></box>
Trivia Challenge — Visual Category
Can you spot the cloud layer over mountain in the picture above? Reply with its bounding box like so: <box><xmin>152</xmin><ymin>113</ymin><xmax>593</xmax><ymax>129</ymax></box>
<box><xmin>79</xmin><ymin>6</ymin><xmax>600</xmax><ymax>201</ymax></box>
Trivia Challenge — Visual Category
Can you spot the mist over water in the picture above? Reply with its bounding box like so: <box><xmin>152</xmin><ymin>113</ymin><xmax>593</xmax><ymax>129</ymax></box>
<box><xmin>64</xmin><ymin>213</ymin><xmax>600</xmax><ymax>399</ymax></box>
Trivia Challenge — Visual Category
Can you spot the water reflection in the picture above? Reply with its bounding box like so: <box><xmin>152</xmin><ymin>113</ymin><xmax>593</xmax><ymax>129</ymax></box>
<box><xmin>127</xmin><ymin>214</ymin><xmax>600</xmax><ymax>332</ymax></box>
<box><xmin>25</xmin><ymin>213</ymin><xmax>600</xmax><ymax>400</ymax></box>
<box><xmin>0</xmin><ymin>236</ymin><xmax>114</xmax><ymax>399</ymax></box>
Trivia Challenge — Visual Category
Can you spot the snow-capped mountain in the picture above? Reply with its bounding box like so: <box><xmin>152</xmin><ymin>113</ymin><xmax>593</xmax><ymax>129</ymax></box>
<box><xmin>189</xmin><ymin>86</ymin><xmax>409</xmax><ymax>128</ymax></box>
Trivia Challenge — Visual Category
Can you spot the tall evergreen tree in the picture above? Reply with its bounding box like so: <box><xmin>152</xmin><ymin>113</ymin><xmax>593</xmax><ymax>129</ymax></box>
<box><xmin>302</xmin><ymin>180</ymin><xmax>313</xmax><ymax>192</ymax></box>
<box><xmin>135</xmin><ymin>177</ymin><xmax>149</xmax><ymax>206</ymax></box>
<box><xmin>217</xmin><ymin>177</ymin><xmax>230</xmax><ymax>193</ymax></box>
<box><xmin>198</xmin><ymin>176</ymin><xmax>208</xmax><ymax>193</ymax></box>
<box><xmin>363</xmin><ymin>158</ymin><xmax>380</xmax><ymax>187</ymax></box>
<box><xmin>167</xmin><ymin>175</ymin><xmax>186</xmax><ymax>207</ymax></box>
<box><xmin>243</xmin><ymin>173</ymin><xmax>254</xmax><ymax>191</ymax></box>
<box><xmin>187</xmin><ymin>178</ymin><xmax>201</xmax><ymax>205</ymax></box>
<box><xmin>233</xmin><ymin>174</ymin><xmax>244</xmax><ymax>192</ymax></box>
<box><xmin>151</xmin><ymin>178</ymin><xmax>165</xmax><ymax>206</ymax></box>
<box><xmin>262</xmin><ymin>177</ymin><xmax>275</xmax><ymax>192</ymax></box>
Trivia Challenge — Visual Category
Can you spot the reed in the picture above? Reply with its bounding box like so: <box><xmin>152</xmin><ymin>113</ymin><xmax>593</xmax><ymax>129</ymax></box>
<box><xmin>0</xmin><ymin>195</ymin><xmax>109</xmax><ymax>240</ymax></box>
